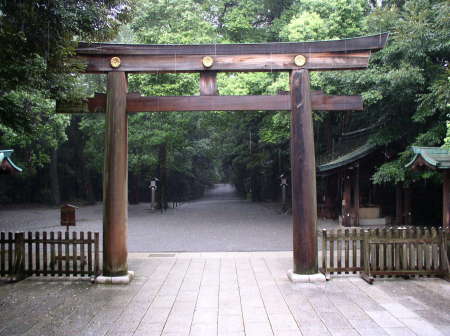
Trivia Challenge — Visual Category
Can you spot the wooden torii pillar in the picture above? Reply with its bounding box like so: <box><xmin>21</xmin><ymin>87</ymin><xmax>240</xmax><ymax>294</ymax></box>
<box><xmin>59</xmin><ymin>33</ymin><xmax>388</xmax><ymax>283</ymax></box>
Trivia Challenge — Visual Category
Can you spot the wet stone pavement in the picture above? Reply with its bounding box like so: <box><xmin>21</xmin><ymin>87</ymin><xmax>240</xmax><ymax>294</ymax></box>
<box><xmin>1</xmin><ymin>253</ymin><xmax>449</xmax><ymax>336</ymax></box>
<box><xmin>0</xmin><ymin>184</ymin><xmax>449</xmax><ymax>335</ymax></box>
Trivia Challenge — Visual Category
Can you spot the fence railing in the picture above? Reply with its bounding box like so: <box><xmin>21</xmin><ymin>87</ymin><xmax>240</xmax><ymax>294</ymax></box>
<box><xmin>0</xmin><ymin>231</ymin><xmax>100</xmax><ymax>281</ymax></box>
<box><xmin>321</xmin><ymin>228</ymin><xmax>365</xmax><ymax>275</ymax></box>
<box><xmin>321</xmin><ymin>227</ymin><xmax>450</xmax><ymax>283</ymax></box>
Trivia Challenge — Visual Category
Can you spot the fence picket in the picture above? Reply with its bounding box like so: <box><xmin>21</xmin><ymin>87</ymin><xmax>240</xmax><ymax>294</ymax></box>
<box><xmin>351</xmin><ymin>228</ymin><xmax>356</xmax><ymax>272</ymax></box>
<box><xmin>359</xmin><ymin>229</ymin><xmax>365</xmax><ymax>269</ymax></box>
<box><xmin>8</xmin><ymin>232</ymin><xmax>13</xmax><ymax>273</ymax></box>
<box><xmin>1</xmin><ymin>232</ymin><xmax>5</xmax><ymax>276</ymax></box>
<box><xmin>43</xmin><ymin>231</ymin><xmax>48</xmax><ymax>276</ymax></box>
<box><xmin>401</xmin><ymin>229</ymin><xmax>407</xmax><ymax>271</ymax></box>
<box><xmin>65</xmin><ymin>231</ymin><xmax>70</xmax><ymax>276</ymax></box>
<box><xmin>431</xmin><ymin>227</ymin><xmax>438</xmax><ymax>271</ymax></box>
<box><xmin>394</xmin><ymin>229</ymin><xmax>400</xmax><ymax>271</ymax></box>
<box><xmin>88</xmin><ymin>232</ymin><xmax>93</xmax><ymax>276</ymax></box>
<box><xmin>58</xmin><ymin>232</ymin><xmax>63</xmax><ymax>276</ymax></box>
<box><xmin>80</xmin><ymin>232</ymin><xmax>85</xmax><ymax>276</ymax></box>
<box><xmin>379</xmin><ymin>228</ymin><xmax>385</xmax><ymax>272</ymax></box>
<box><xmin>34</xmin><ymin>232</ymin><xmax>41</xmax><ymax>275</ymax></box>
<box><xmin>424</xmin><ymin>228</ymin><xmax>431</xmax><ymax>271</ymax></box>
<box><xmin>411</xmin><ymin>227</ymin><xmax>417</xmax><ymax>271</ymax></box>
<box><xmin>72</xmin><ymin>232</ymin><xmax>77</xmax><ymax>276</ymax></box>
<box><xmin>27</xmin><ymin>232</ymin><xmax>32</xmax><ymax>274</ymax></box>
<box><xmin>94</xmin><ymin>232</ymin><xmax>99</xmax><ymax>276</ymax></box>
<box><xmin>344</xmin><ymin>229</ymin><xmax>349</xmax><ymax>274</ymax></box>
<box><xmin>417</xmin><ymin>227</ymin><xmax>424</xmax><ymax>271</ymax></box>
<box><xmin>337</xmin><ymin>229</ymin><xmax>342</xmax><ymax>274</ymax></box>
<box><xmin>50</xmin><ymin>232</ymin><xmax>55</xmax><ymax>276</ymax></box>
<box><xmin>330</xmin><ymin>231</ymin><xmax>335</xmax><ymax>272</ymax></box>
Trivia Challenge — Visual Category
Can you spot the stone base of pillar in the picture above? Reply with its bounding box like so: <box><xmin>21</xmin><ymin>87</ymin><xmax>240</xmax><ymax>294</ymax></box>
<box><xmin>287</xmin><ymin>269</ymin><xmax>326</xmax><ymax>283</ymax></box>
<box><xmin>94</xmin><ymin>271</ymin><xmax>135</xmax><ymax>285</ymax></box>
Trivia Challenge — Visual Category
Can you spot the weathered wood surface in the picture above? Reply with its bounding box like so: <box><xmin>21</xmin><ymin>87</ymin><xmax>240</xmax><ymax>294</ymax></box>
<box><xmin>103</xmin><ymin>71</ymin><xmax>129</xmax><ymax>277</ymax></box>
<box><xmin>79</xmin><ymin>52</ymin><xmax>372</xmax><ymax>73</ymax></box>
<box><xmin>200</xmin><ymin>72</ymin><xmax>218</xmax><ymax>96</ymax></box>
<box><xmin>76</xmin><ymin>34</ymin><xmax>388</xmax><ymax>73</ymax></box>
<box><xmin>57</xmin><ymin>91</ymin><xmax>363</xmax><ymax>113</ymax></box>
<box><xmin>290</xmin><ymin>69</ymin><xmax>318</xmax><ymax>275</ymax></box>
<box><xmin>0</xmin><ymin>231</ymin><xmax>100</xmax><ymax>279</ymax></box>
<box><xmin>321</xmin><ymin>228</ymin><xmax>364</xmax><ymax>275</ymax></box>
<box><xmin>77</xmin><ymin>33</ymin><xmax>388</xmax><ymax>55</ymax></box>
<box><xmin>320</xmin><ymin>227</ymin><xmax>450</xmax><ymax>282</ymax></box>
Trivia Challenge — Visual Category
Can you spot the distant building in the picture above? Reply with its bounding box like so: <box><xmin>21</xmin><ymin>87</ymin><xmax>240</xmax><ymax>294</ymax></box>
<box><xmin>0</xmin><ymin>150</ymin><xmax>23</xmax><ymax>175</ymax></box>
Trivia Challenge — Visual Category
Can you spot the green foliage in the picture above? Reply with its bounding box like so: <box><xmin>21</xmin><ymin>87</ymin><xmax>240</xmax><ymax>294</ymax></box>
<box><xmin>132</xmin><ymin>0</ymin><xmax>216</xmax><ymax>44</ymax></box>
<box><xmin>280</xmin><ymin>12</ymin><xmax>329</xmax><ymax>41</ymax></box>
<box><xmin>0</xmin><ymin>0</ymin><xmax>133</xmax><ymax>141</ymax></box>
<box><xmin>276</xmin><ymin>0</ymin><xmax>369</xmax><ymax>41</ymax></box>
<box><xmin>443</xmin><ymin>121</ymin><xmax>450</xmax><ymax>149</ymax></box>
<box><xmin>0</xmin><ymin>92</ymin><xmax>69</xmax><ymax>172</ymax></box>
<box><xmin>315</xmin><ymin>0</ymin><xmax>449</xmax><ymax>185</ymax></box>
<box><xmin>2</xmin><ymin>0</ymin><xmax>449</xmax><ymax>204</ymax></box>
<box><xmin>0</xmin><ymin>0</ymin><xmax>133</xmax><ymax>202</ymax></box>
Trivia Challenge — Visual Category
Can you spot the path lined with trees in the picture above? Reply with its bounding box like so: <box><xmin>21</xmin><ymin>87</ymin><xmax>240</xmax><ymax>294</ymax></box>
<box><xmin>0</xmin><ymin>184</ymin><xmax>295</xmax><ymax>252</ymax></box>
<box><xmin>0</xmin><ymin>0</ymin><xmax>448</xmax><ymax>224</ymax></box>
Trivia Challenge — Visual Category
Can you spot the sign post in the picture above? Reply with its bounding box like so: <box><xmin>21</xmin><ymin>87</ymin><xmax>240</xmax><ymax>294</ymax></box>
<box><xmin>61</xmin><ymin>204</ymin><xmax>77</xmax><ymax>232</ymax></box>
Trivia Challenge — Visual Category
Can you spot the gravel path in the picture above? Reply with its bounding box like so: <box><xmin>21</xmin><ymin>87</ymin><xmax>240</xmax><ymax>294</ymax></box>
<box><xmin>0</xmin><ymin>184</ymin><xmax>338</xmax><ymax>252</ymax></box>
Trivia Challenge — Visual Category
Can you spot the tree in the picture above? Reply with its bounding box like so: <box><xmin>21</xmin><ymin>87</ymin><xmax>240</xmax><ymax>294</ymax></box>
<box><xmin>0</xmin><ymin>0</ymin><xmax>133</xmax><ymax>203</ymax></box>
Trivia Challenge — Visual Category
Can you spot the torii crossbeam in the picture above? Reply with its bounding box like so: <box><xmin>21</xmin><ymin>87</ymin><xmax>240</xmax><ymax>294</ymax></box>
<box><xmin>60</xmin><ymin>33</ymin><xmax>388</xmax><ymax>283</ymax></box>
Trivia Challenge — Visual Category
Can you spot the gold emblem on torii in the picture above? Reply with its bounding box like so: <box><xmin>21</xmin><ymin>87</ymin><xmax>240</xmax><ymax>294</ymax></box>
<box><xmin>294</xmin><ymin>55</ymin><xmax>307</xmax><ymax>67</ymax></box>
<box><xmin>110</xmin><ymin>56</ymin><xmax>122</xmax><ymax>68</ymax></box>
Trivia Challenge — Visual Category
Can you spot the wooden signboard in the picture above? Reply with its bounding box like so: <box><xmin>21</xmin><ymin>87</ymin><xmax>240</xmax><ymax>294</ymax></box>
<box><xmin>61</xmin><ymin>204</ymin><xmax>77</xmax><ymax>229</ymax></box>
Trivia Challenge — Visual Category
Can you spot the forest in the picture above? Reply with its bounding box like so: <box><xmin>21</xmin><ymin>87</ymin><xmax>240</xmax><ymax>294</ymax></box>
<box><xmin>0</xmin><ymin>0</ymin><xmax>448</xmax><ymax>212</ymax></box>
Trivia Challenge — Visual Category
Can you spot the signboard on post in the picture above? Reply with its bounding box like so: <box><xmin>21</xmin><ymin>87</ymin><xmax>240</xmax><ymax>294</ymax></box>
<box><xmin>61</xmin><ymin>204</ymin><xmax>77</xmax><ymax>232</ymax></box>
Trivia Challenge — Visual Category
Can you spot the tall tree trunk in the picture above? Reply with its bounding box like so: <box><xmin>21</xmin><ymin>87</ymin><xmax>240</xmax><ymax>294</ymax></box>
<box><xmin>81</xmin><ymin>165</ymin><xmax>96</xmax><ymax>205</ymax></box>
<box><xmin>49</xmin><ymin>148</ymin><xmax>61</xmax><ymax>205</ymax></box>
<box><xmin>158</xmin><ymin>143</ymin><xmax>168</xmax><ymax>210</ymax></box>
<box><xmin>128</xmin><ymin>172</ymin><xmax>140</xmax><ymax>204</ymax></box>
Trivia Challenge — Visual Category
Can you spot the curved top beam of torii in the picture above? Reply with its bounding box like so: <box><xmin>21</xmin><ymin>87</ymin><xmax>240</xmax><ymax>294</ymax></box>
<box><xmin>76</xmin><ymin>33</ymin><xmax>388</xmax><ymax>73</ymax></box>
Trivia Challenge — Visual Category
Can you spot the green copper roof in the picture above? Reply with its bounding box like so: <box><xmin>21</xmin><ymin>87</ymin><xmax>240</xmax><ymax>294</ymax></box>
<box><xmin>0</xmin><ymin>149</ymin><xmax>23</xmax><ymax>172</ymax></box>
<box><xmin>317</xmin><ymin>142</ymin><xmax>377</xmax><ymax>173</ymax></box>
<box><xmin>405</xmin><ymin>146</ymin><xmax>450</xmax><ymax>170</ymax></box>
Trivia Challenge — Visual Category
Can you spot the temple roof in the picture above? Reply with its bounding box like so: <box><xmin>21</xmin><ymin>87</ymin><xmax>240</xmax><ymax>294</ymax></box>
<box><xmin>317</xmin><ymin>142</ymin><xmax>377</xmax><ymax>174</ymax></box>
<box><xmin>0</xmin><ymin>149</ymin><xmax>23</xmax><ymax>174</ymax></box>
<box><xmin>405</xmin><ymin>146</ymin><xmax>450</xmax><ymax>171</ymax></box>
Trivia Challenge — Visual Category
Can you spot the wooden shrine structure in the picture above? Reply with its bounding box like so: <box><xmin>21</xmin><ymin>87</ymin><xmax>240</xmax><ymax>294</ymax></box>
<box><xmin>0</xmin><ymin>149</ymin><xmax>23</xmax><ymax>175</ymax></box>
<box><xmin>406</xmin><ymin>146</ymin><xmax>450</xmax><ymax>229</ymax></box>
<box><xmin>59</xmin><ymin>33</ymin><xmax>388</xmax><ymax>281</ymax></box>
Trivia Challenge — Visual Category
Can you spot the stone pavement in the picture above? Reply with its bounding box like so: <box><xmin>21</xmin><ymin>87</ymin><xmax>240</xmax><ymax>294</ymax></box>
<box><xmin>1</xmin><ymin>252</ymin><xmax>449</xmax><ymax>336</ymax></box>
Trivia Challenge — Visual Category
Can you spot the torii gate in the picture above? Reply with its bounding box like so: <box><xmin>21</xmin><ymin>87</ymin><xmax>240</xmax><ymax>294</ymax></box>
<box><xmin>59</xmin><ymin>33</ymin><xmax>388</xmax><ymax>283</ymax></box>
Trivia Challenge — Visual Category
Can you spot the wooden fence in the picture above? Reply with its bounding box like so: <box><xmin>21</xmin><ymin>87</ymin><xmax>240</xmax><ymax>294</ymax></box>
<box><xmin>0</xmin><ymin>231</ymin><xmax>100</xmax><ymax>281</ymax></box>
<box><xmin>321</xmin><ymin>227</ymin><xmax>450</xmax><ymax>283</ymax></box>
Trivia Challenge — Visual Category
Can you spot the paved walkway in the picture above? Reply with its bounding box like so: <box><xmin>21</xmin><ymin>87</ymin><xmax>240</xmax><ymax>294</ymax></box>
<box><xmin>0</xmin><ymin>184</ymin><xmax>337</xmax><ymax>252</ymax></box>
<box><xmin>1</xmin><ymin>253</ymin><xmax>449</xmax><ymax>336</ymax></box>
